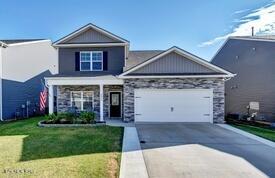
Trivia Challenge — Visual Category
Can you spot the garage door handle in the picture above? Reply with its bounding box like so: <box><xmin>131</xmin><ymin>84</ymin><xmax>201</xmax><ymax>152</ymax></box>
<box><xmin>135</xmin><ymin>114</ymin><xmax>142</xmax><ymax>116</ymax></box>
<box><xmin>204</xmin><ymin>114</ymin><xmax>210</xmax><ymax>116</ymax></box>
<box><xmin>203</xmin><ymin>97</ymin><xmax>210</xmax><ymax>98</ymax></box>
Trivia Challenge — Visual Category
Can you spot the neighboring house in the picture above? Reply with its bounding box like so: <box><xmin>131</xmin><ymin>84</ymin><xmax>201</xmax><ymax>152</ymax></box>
<box><xmin>211</xmin><ymin>36</ymin><xmax>275</xmax><ymax>121</ymax></box>
<box><xmin>45</xmin><ymin>23</ymin><xmax>234</xmax><ymax>123</ymax></box>
<box><xmin>0</xmin><ymin>39</ymin><xmax>58</xmax><ymax>120</ymax></box>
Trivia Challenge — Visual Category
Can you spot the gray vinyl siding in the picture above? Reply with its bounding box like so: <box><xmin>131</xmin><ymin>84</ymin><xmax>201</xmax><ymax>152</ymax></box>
<box><xmin>2</xmin><ymin>71</ymin><xmax>52</xmax><ymax>119</ymax></box>
<box><xmin>58</xmin><ymin>46</ymin><xmax>125</xmax><ymax>75</ymax></box>
<box><xmin>212</xmin><ymin>38</ymin><xmax>275</xmax><ymax>121</ymax></box>
<box><xmin>63</xmin><ymin>28</ymin><xmax>120</xmax><ymax>44</ymax></box>
<box><xmin>132</xmin><ymin>52</ymin><xmax>216</xmax><ymax>74</ymax></box>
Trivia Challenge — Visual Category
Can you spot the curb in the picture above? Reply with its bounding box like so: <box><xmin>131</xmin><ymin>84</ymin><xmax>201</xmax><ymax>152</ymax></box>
<box><xmin>119</xmin><ymin>127</ymin><xmax>149</xmax><ymax>178</ymax></box>
<box><xmin>217</xmin><ymin>124</ymin><xmax>275</xmax><ymax>148</ymax></box>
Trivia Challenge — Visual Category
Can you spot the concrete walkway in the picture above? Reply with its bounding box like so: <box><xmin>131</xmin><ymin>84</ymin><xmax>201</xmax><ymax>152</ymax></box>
<box><xmin>106</xmin><ymin>119</ymin><xmax>135</xmax><ymax>127</ymax></box>
<box><xmin>119</xmin><ymin>127</ymin><xmax>148</xmax><ymax>178</ymax></box>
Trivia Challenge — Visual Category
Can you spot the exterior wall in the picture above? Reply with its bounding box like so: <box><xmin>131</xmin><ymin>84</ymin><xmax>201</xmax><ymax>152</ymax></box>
<box><xmin>57</xmin><ymin>85</ymin><xmax>123</xmax><ymax>120</ymax></box>
<box><xmin>0</xmin><ymin>47</ymin><xmax>2</xmax><ymax>120</ymax></box>
<box><xmin>132</xmin><ymin>52</ymin><xmax>215</xmax><ymax>74</ymax></box>
<box><xmin>63</xmin><ymin>28</ymin><xmax>120</xmax><ymax>44</ymax></box>
<box><xmin>58</xmin><ymin>46</ymin><xmax>125</xmax><ymax>75</ymax></box>
<box><xmin>212</xmin><ymin>39</ymin><xmax>275</xmax><ymax>121</ymax></box>
<box><xmin>123</xmin><ymin>78</ymin><xmax>225</xmax><ymax>123</ymax></box>
<box><xmin>1</xmin><ymin>41</ymin><xmax>58</xmax><ymax>120</ymax></box>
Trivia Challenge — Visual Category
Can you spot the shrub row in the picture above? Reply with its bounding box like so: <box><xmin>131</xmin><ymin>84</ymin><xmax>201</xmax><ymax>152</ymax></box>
<box><xmin>44</xmin><ymin>112</ymin><xmax>96</xmax><ymax>124</ymax></box>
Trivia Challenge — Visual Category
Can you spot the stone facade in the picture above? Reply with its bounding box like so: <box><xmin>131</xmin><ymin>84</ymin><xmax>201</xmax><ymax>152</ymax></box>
<box><xmin>123</xmin><ymin>78</ymin><xmax>225</xmax><ymax>123</ymax></box>
<box><xmin>57</xmin><ymin>85</ymin><xmax>123</xmax><ymax>120</ymax></box>
<box><xmin>56</xmin><ymin>79</ymin><xmax>225</xmax><ymax>123</ymax></box>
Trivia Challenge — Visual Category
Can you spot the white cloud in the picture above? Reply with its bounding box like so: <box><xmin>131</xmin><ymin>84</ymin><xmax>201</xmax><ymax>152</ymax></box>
<box><xmin>199</xmin><ymin>2</ymin><xmax>275</xmax><ymax>47</ymax></box>
<box><xmin>233</xmin><ymin>8</ymin><xmax>250</xmax><ymax>15</ymax></box>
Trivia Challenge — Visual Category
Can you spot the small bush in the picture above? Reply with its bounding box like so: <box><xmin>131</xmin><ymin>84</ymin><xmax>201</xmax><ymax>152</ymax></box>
<box><xmin>56</xmin><ymin>113</ymin><xmax>75</xmax><ymax>123</ymax></box>
<box><xmin>45</xmin><ymin>113</ymin><xmax>57</xmax><ymax>121</ymax></box>
<box><xmin>79</xmin><ymin>111</ymin><xmax>95</xmax><ymax>123</ymax></box>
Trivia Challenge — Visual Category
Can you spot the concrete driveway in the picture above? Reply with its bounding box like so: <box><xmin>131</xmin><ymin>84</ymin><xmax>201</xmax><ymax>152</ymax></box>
<box><xmin>136</xmin><ymin>123</ymin><xmax>275</xmax><ymax>178</ymax></box>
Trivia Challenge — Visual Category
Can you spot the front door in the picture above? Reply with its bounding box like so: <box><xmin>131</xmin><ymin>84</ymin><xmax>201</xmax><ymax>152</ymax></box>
<box><xmin>110</xmin><ymin>92</ymin><xmax>122</xmax><ymax>118</ymax></box>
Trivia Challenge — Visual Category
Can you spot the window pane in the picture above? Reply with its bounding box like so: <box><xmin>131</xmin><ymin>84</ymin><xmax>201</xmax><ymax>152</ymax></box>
<box><xmin>92</xmin><ymin>52</ymin><xmax>102</xmax><ymax>61</ymax></box>
<box><xmin>112</xmin><ymin>94</ymin><xmax>119</xmax><ymax>106</ymax></box>
<box><xmin>81</xmin><ymin>62</ymin><xmax>90</xmax><ymax>70</ymax></box>
<box><xmin>72</xmin><ymin>92</ymin><xmax>81</xmax><ymax>100</ymax></box>
<box><xmin>92</xmin><ymin>62</ymin><xmax>102</xmax><ymax>70</ymax></box>
<box><xmin>83</xmin><ymin>101</ymin><xmax>93</xmax><ymax>111</ymax></box>
<box><xmin>83</xmin><ymin>92</ymin><xmax>93</xmax><ymax>101</ymax></box>
<box><xmin>72</xmin><ymin>101</ymin><xmax>81</xmax><ymax>111</ymax></box>
<box><xmin>81</xmin><ymin>52</ymin><xmax>90</xmax><ymax>62</ymax></box>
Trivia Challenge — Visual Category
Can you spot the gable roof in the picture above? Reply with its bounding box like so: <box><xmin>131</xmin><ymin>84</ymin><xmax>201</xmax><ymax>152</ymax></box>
<box><xmin>211</xmin><ymin>36</ymin><xmax>275</xmax><ymax>63</ymax></box>
<box><xmin>0</xmin><ymin>39</ymin><xmax>49</xmax><ymax>48</ymax></box>
<box><xmin>126</xmin><ymin>50</ymin><xmax>164</xmax><ymax>70</ymax></box>
<box><xmin>119</xmin><ymin>46</ymin><xmax>235</xmax><ymax>78</ymax></box>
<box><xmin>53</xmin><ymin>23</ymin><xmax>129</xmax><ymax>46</ymax></box>
<box><xmin>0</xmin><ymin>39</ymin><xmax>45</xmax><ymax>44</ymax></box>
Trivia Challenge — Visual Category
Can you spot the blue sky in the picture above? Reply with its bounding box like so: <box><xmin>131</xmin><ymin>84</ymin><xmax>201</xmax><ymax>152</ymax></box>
<box><xmin>0</xmin><ymin>0</ymin><xmax>274</xmax><ymax>60</ymax></box>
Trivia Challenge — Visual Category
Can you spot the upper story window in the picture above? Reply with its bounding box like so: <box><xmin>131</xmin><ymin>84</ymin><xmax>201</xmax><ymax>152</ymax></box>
<box><xmin>80</xmin><ymin>51</ymin><xmax>103</xmax><ymax>71</ymax></box>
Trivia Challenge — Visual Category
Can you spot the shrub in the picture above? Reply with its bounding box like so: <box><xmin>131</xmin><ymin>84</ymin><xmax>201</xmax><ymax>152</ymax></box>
<box><xmin>56</xmin><ymin>113</ymin><xmax>75</xmax><ymax>123</ymax></box>
<box><xmin>79</xmin><ymin>111</ymin><xmax>95</xmax><ymax>123</ymax></box>
<box><xmin>45</xmin><ymin>113</ymin><xmax>57</xmax><ymax>121</ymax></box>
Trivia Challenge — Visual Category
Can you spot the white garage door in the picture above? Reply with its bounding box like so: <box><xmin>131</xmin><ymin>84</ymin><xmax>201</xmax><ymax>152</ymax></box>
<box><xmin>134</xmin><ymin>89</ymin><xmax>213</xmax><ymax>123</ymax></box>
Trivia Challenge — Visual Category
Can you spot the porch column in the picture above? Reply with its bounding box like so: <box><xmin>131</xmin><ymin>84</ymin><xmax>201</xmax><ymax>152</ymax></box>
<box><xmin>99</xmin><ymin>84</ymin><xmax>104</xmax><ymax>122</ymax></box>
<box><xmin>48</xmin><ymin>84</ymin><xmax>54</xmax><ymax>114</ymax></box>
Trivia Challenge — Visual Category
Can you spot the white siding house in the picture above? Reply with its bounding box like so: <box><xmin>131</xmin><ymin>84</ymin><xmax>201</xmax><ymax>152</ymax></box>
<box><xmin>0</xmin><ymin>40</ymin><xmax>58</xmax><ymax>120</ymax></box>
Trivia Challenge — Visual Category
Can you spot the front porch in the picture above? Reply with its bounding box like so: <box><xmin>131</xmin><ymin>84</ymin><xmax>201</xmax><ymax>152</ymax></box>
<box><xmin>45</xmin><ymin>76</ymin><xmax>124</xmax><ymax>122</ymax></box>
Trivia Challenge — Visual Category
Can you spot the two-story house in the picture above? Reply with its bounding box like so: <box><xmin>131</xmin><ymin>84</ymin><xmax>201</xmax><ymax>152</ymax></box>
<box><xmin>45</xmin><ymin>23</ymin><xmax>234</xmax><ymax>123</ymax></box>
<box><xmin>0</xmin><ymin>39</ymin><xmax>57</xmax><ymax>120</ymax></box>
<box><xmin>212</xmin><ymin>36</ymin><xmax>275</xmax><ymax>121</ymax></box>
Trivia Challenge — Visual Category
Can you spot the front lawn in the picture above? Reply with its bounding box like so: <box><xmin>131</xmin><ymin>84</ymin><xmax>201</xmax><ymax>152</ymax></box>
<box><xmin>0</xmin><ymin>117</ymin><xmax>123</xmax><ymax>178</ymax></box>
<box><xmin>231</xmin><ymin>123</ymin><xmax>275</xmax><ymax>142</ymax></box>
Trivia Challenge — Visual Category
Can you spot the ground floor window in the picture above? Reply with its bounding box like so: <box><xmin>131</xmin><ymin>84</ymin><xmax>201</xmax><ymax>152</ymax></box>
<box><xmin>71</xmin><ymin>91</ymin><xmax>94</xmax><ymax>111</ymax></box>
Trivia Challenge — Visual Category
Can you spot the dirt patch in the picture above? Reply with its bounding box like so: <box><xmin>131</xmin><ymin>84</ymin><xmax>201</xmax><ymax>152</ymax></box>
<box><xmin>107</xmin><ymin>152</ymin><xmax>120</xmax><ymax>178</ymax></box>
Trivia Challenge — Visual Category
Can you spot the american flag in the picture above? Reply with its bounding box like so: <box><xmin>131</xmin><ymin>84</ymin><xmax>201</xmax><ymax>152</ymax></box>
<box><xmin>40</xmin><ymin>80</ymin><xmax>48</xmax><ymax>112</ymax></box>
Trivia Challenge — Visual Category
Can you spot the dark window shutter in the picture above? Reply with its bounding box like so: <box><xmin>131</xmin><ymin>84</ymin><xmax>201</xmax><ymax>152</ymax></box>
<box><xmin>75</xmin><ymin>52</ymin><xmax>80</xmax><ymax>71</ymax></box>
<box><xmin>103</xmin><ymin>51</ymin><xmax>108</xmax><ymax>71</ymax></box>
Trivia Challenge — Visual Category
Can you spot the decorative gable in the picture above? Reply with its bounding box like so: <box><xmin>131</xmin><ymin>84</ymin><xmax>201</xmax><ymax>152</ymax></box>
<box><xmin>53</xmin><ymin>23</ymin><xmax>129</xmax><ymax>46</ymax></box>
<box><xmin>131</xmin><ymin>51</ymin><xmax>216</xmax><ymax>74</ymax></box>
<box><xmin>119</xmin><ymin>46</ymin><xmax>234</xmax><ymax>78</ymax></box>
<box><xmin>62</xmin><ymin>28</ymin><xmax>120</xmax><ymax>44</ymax></box>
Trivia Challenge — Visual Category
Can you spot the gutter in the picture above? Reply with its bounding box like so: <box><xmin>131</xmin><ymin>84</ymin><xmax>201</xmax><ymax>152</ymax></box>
<box><xmin>118</xmin><ymin>74</ymin><xmax>236</xmax><ymax>79</ymax></box>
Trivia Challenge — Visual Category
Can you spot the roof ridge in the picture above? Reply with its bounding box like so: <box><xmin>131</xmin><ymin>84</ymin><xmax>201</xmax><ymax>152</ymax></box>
<box><xmin>229</xmin><ymin>36</ymin><xmax>275</xmax><ymax>41</ymax></box>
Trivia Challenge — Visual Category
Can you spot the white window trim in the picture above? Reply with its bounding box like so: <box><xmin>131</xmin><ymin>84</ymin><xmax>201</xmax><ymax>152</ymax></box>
<box><xmin>70</xmin><ymin>91</ymin><xmax>94</xmax><ymax>111</ymax></box>
<box><xmin>80</xmin><ymin>51</ymin><xmax>103</xmax><ymax>71</ymax></box>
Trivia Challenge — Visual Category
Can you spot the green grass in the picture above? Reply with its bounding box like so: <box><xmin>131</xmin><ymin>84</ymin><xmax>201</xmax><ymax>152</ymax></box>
<box><xmin>231</xmin><ymin>123</ymin><xmax>275</xmax><ymax>142</ymax></box>
<box><xmin>0</xmin><ymin>117</ymin><xmax>123</xmax><ymax>178</ymax></box>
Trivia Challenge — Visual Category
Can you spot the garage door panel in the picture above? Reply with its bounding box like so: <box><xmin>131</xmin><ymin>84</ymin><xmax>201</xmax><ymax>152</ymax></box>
<box><xmin>135</xmin><ymin>89</ymin><xmax>213</xmax><ymax>123</ymax></box>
